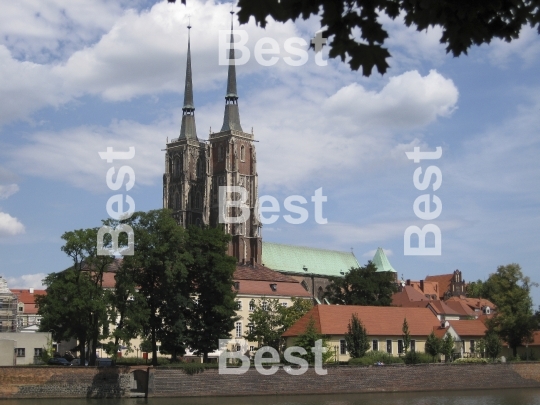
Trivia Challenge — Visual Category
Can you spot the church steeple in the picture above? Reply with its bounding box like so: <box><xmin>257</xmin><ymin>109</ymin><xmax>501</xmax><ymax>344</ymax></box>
<box><xmin>179</xmin><ymin>25</ymin><xmax>198</xmax><ymax>140</ymax></box>
<box><xmin>221</xmin><ymin>11</ymin><xmax>243</xmax><ymax>132</ymax></box>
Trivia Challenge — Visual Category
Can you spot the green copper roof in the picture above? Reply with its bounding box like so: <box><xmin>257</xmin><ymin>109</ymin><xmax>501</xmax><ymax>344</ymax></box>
<box><xmin>372</xmin><ymin>247</ymin><xmax>397</xmax><ymax>272</ymax></box>
<box><xmin>262</xmin><ymin>242</ymin><xmax>360</xmax><ymax>277</ymax></box>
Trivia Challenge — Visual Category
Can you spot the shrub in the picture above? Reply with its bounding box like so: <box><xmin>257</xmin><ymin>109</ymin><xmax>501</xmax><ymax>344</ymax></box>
<box><xmin>348</xmin><ymin>351</ymin><xmax>404</xmax><ymax>366</ymax></box>
<box><xmin>454</xmin><ymin>357</ymin><xmax>488</xmax><ymax>364</ymax></box>
<box><xmin>403</xmin><ymin>351</ymin><xmax>433</xmax><ymax>364</ymax></box>
<box><xmin>519</xmin><ymin>350</ymin><xmax>538</xmax><ymax>361</ymax></box>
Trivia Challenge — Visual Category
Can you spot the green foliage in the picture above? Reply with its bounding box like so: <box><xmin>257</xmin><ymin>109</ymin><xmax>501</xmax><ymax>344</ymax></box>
<box><xmin>476</xmin><ymin>338</ymin><xmax>486</xmax><ymax>359</ymax></box>
<box><xmin>403</xmin><ymin>351</ymin><xmax>432</xmax><ymax>364</ymax></box>
<box><xmin>185</xmin><ymin>225</ymin><xmax>238</xmax><ymax>363</ymax></box>
<box><xmin>344</xmin><ymin>314</ymin><xmax>370</xmax><ymax>358</ymax></box>
<box><xmin>454</xmin><ymin>357</ymin><xmax>488</xmax><ymax>364</ymax></box>
<box><xmin>39</xmin><ymin>334</ymin><xmax>55</xmax><ymax>364</ymax></box>
<box><xmin>325</xmin><ymin>261</ymin><xmax>397</xmax><ymax>306</ymax></box>
<box><xmin>402</xmin><ymin>318</ymin><xmax>411</xmax><ymax>355</ymax></box>
<box><xmin>245</xmin><ymin>298</ymin><xmax>284</xmax><ymax>351</ymax></box>
<box><xmin>466</xmin><ymin>280</ymin><xmax>487</xmax><ymax>298</ymax></box>
<box><xmin>280</xmin><ymin>297</ymin><xmax>313</xmax><ymax>332</ymax></box>
<box><xmin>122</xmin><ymin>209</ymin><xmax>191</xmax><ymax>366</ymax></box>
<box><xmin>294</xmin><ymin>317</ymin><xmax>334</xmax><ymax>364</ymax></box>
<box><xmin>348</xmin><ymin>351</ymin><xmax>404</xmax><ymax>366</ymax></box>
<box><xmin>220</xmin><ymin>0</ymin><xmax>540</xmax><ymax>76</ymax></box>
<box><xmin>424</xmin><ymin>332</ymin><xmax>442</xmax><ymax>361</ymax></box>
<box><xmin>180</xmin><ymin>362</ymin><xmax>206</xmax><ymax>375</ymax></box>
<box><xmin>484</xmin><ymin>264</ymin><xmax>537</xmax><ymax>357</ymax></box>
<box><xmin>441</xmin><ymin>333</ymin><xmax>455</xmax><ymax>362</ymax></box>
<box><xmin>484</xmin><ymin>331</ymin><xmax>502</xmax><ymax>361</ymax></box>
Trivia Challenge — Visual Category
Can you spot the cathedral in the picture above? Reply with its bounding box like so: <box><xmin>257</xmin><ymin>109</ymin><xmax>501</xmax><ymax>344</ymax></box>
<box><xmin>162</xmin><ymin>17</ymin><xmax>262</xmax><ymax>265</ymax></box>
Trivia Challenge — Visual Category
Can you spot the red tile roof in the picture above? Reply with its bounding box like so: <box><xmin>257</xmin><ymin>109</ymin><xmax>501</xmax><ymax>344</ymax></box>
<box><xmin>444</xmin><ymin>300</ymin><xmax>476</xmax><ymax>317</ymax></box>
<box><xmin>448</xmin><ymin>320</ymin><xmax>487</xmax><ymax>337</ymax></box>
<box><xmin>236</xmin><ymin>280</ymin><xmax>311</xmax><ymax>297</ymax></box>
<box><xmin>391</xmin><ymin>286</ymin><xmax>432</xmax><ymax>306</ymax></box>
<box><xmin>233</xmin><ymin>265</ymin><xmax>299</xmax><ymax>282</ymax></box>
<box><xmin>425</xmin><ymin>274</ymin><xmax>454</xmax><ymax>299</ymax></box>
<box><xmin>428</xmin><ymin>300</ymin><xmax>461</xmax><ymax>316</ymax></box>
<box><xmin>446</xmin><ymin>296</ymin><xmax>496</xmax><ymax>311</ymax></box>
<box><xmin>11</xmin><ymin>289</ymin><xmax>46</xmax><ymax>315</ymax></box>
<box><xmin>282</xmin><ymin>305</ymin><xmax>440</xmax><ymax>337</ymax></box>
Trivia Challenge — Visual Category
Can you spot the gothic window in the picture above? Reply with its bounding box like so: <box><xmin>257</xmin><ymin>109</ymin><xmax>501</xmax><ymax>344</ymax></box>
<box><xmin>196</xmin><ymin>158</ymin><xmax>204</xmax><ymax>178</ymax></box>
<box><xmin>195</xmin><ymin>218</ymin><xmax>201</xmax><ymax>227</ymax></box>
<box><xmin>174</xmin><ymin>156</ymin><xmax>182</xmax><ymax>177</ymax></box>
<box><xmin>218</xmin><ymin>145</ymin><xmax>224</xmax><ymax>162</ymax></box>
<box><xmin>240</xmin><ymin>145</ymin><xmax>245</xmax><ymax>161</ymax></box>
<box><xmin>174</xmin><ymin>193</ymin><xmax>180</xmax><ymax>210</ymax></box>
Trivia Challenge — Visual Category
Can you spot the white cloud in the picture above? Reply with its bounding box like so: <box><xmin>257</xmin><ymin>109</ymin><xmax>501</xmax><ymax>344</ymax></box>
<box><xmin>5</xmin><ymin>273</ymin><xmax>46</xmax><ymax>289</ymax></box>
<box><xmin>0</xmin><ymin>184</ymin><xmax>19</xmax><ymax>200</ymax></box>
<box><xmin>487</xmin><ymin>26</ymin><xmax>540</xmax><ymax>69</ymax></box>
<box><xmin>362</xmin><ymin>248</ymin><xmax>393</xmax><ymax>258</ymax></box>
<box><xmin>0</xmin><ymin>212</ymin><xmax>25</xmax><ymax>237</ymax></box>
<box><xmin>9</xmin><ymin>120</ymin><xmax>167</xmax><ymax>193</ymax></box>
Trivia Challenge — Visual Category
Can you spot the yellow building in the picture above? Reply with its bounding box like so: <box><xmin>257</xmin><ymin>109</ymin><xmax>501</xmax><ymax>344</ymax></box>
<box><xmin>282</xmin><ymin>305</ymin><xmax>441</xmax><ymax>361</ymax></box>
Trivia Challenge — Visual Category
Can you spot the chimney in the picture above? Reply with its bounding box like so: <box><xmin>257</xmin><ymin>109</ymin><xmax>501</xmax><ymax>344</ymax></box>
<box><xmin>420</xmin><ymin>280</ymin><xmax>424</xmax><ymax>292</ymax></box>
<box><xmin>406</xmin><ymin>279</ymin><xmax>411</xmax><ymax>286</ymax></box>
<box><xmin>29</xmin><ymin>288</ymin><xmax>34</xmax><ymax>294</ymax></box>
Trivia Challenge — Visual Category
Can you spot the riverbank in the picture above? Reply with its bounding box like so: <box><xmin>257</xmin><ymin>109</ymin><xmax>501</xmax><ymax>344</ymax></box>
<box><xmin>1</xmin><ymin>363</ymin><xmax>540</xmax><ymax>399</ymax></box>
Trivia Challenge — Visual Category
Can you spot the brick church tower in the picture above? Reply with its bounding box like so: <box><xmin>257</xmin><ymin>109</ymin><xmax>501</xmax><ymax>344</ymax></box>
<box><xmin>163</xmin><ymin>15</ymin><xmax>262</xmax><ymax>265</ymax></box>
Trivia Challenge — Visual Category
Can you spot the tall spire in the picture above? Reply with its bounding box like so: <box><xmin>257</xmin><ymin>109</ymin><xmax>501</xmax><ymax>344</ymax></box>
<box><xmin>179</xmin><ymin>24</ymin><xmax>198</xmax><ymax>140</ymax></box>
<box><xmin>221</xmin><ymin>10</ymin><xmax>243</xmax><ymax>132</ymax></box>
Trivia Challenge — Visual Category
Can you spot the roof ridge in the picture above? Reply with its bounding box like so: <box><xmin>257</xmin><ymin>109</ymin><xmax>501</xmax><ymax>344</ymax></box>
<box><xmin>263</xmin><ymin>241</ymin><xmax>354</xmax><ymax>255</ymax></box>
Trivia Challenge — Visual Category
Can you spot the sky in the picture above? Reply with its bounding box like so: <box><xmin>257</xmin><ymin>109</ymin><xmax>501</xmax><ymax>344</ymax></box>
<box><xmin>0</xmin><ymin>0</ymin><xmax>539</xmax><ymax>305</ymax></box>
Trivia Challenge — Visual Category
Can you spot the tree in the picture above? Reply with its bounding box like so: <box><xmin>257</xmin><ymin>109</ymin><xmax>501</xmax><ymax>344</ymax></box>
<box><xmin>484</xmin><ymin>264</ymin><xmax>537</xmax><ymax>357</ymax></box>
<box><xmin>477</xmin><ymin>338</ymin><xmax>486</xmax><ymax>359</ymax></box>
<box><xmin>186</xmin><ymin>225</ymin><xmax>238</xmax><ymax>363</ymax></box>
<box><xmin>425</xmin><ymin>331</ymin><xmax>441</xmax><ymax>362</ymax></box>
<box><xmin>344</xmin><ymin>314</ymin><xmax>370</xmax><ymax>358</ymax></box>
<box><xmin>170</xmin><ymin>0</ymin><xmax>540</xmax><ymax>76</ymax></box>
<box><xmin>280</xmin><ymin>297</ymin><xmax>313</xmax><ymax>332</ymax></box>
<box><xmin>294</xmin><ymin>316</ymin><xmax>334</xmax><ymax>364</ymax></box>
<box><xmin>38</xmin><ymin>228</ymin><xmax>113</xmax><ymax>366</ymax></box>
<box><xmin>485</xmin><ymin>331</ymin><xmax>502</xmax><ymax>361</ymax></box>
<box><xmin>245</xmin><ymin>298</ymin><xmax>283</xmax><ymax>351</ymax></box>
<box><xmin>441</xmin><ymin>333</ymin><xmax>455</xmax><ymax>363</ymax></box>
<box><xmin>324</xmin><ymin>261</ymin><xmax>397</xmax><ymax>306</ymax></box>
<box><xmin>402</xmin><ymin>318</ymin><xmax>411</xmax><ymax>354</ymax></box>
<box><xmin>122</xmin><ymin>209</ymin><xmax>191</xmax><ymax>366</ymax></box>
<box><xmin>466</xmin><ymin>279</ymin><xmax>487</xmax><ymax>298</ymax></box>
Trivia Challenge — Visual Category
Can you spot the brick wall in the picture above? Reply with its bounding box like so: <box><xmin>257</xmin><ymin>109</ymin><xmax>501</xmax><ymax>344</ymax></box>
<box><xmin>0</xmin><ymin>366</ymin><xmax>132</xmax><ymax>398</ymax></box>
<box><xmin>149</xmin><ymin>363</ymin><xmax>540</xmax><ymax>397</ymax></box>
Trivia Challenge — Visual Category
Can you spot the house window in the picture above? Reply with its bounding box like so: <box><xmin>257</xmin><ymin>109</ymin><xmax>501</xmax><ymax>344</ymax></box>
<box><xmin>236</xmin><ymin>300</ymin><xmax>242</xmax><ymax>310</ymax></box>
<box><xmin>372</xmin><ymin>340</ymin><xmax>378</xmax><ymax>351</ymax></box>
<box><xmin>235</xmin><ymin>322</ymin><xmax>242</xmax><ymax>338</ymax></box>
<box><xmin>240</xmin><ymin>145</ymin><xmax>245</xmax><ymax>161</ymax></box>
<box><xmin>386</xmin><ymin>340</ymin><xmax>392</xmax><ymax>354</ymax></box>
<box><xmin>249</xmin><ymin>300</ymin><xmax>255</xmax><ymax>311</ymax></box>
<box><xmin>248</xmin><ymin>324</ymin><xmax>254</xmax><ymax>333</ymax></box>
<box><xmin>340</xmin><ymin>339</ymin><xmax>347</xmax><ymax>355</ymax></box>
<box><xmin>262</xmin><ymin>301</ymin><xmax>268</xmax><ymax>311</ymax></box>
<box><xmin>411</xmin><ymin>340</ymin><xmax>416</xmax><ymax>352</ymax></box>
<box><xmin>470</xmin><ymin>340</ymin><xmax>475</xmax><ymax>353</ymax></box>
<box><xmin>16</xmin><ymin>348</ymin><xmax>25</xmax><ymax>357</ymax></box>
<box><xmin>281</xmin><ymin>302</ymin><xmax>287</xmax><ymax>308</ymax></box>
<box><xmin>250</xmin><ymin>346</ymin><xmax>255</xmax><ymax>352</ymax></box>
<box><xmin>236</xmin><ymin>344</ymin><xmax>241</xmax><ymax>352</ymax></box>
<box><xmin>34</xmin><ymin>348</ymin><xmax>42</xmax><ymax>357</ymax></box>
<box><xmin>398</xmin><ymin>339</ymin><xmax>404</xmax><ymax>354</ymax></box>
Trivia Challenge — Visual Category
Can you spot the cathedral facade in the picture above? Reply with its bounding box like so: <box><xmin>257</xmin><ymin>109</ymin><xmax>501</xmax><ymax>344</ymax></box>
<box><xmin>163</xmin><ymin>20</ymin><xmax>262</xmax><ymax>265</ymax></box>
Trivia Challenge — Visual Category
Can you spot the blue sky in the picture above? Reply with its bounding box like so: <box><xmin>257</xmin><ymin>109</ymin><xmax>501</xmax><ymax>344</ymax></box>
<box><xmin>0</xmin><ymin>0</ymin><xmax>539</xmax><ymax>305</ymax></box>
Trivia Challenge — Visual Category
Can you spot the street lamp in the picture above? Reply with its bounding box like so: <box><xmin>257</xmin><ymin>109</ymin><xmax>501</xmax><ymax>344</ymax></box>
<box><xmin>303</xmin><ymin>266</ymin><xmax>315</xmax><ymax>303</ymax></box>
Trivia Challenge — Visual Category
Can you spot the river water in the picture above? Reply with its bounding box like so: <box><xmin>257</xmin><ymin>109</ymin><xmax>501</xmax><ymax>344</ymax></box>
<box><xmin>2</xmin><ymin>390</ymin><xmax>540</xmax><ymax>405</ymax></box>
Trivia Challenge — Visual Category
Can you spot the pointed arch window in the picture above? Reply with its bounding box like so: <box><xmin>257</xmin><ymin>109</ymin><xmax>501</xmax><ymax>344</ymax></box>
<box><xmin>195</xmin><ymin>192</ymin><xmax>202</xmax><ymax>209</ymax></box>
<box><xmin>174</xmin><ymin>193</ymin><xmax>180</xmax><ymax>210</ymax></box>
<box><xmin>196</xmin><ymin>159</ymin><xmax>203</xmax><ymax>178</ymax></box>
<box><xmin>218</xmin><ymin>145</ymin><xmax>224</xmax><ymax>162</ymax></box>
<box><xmin>174</xmin><ymin>156</ymin><xmax>182</xmax><ymax>177</ymax></box>
<box><xmin>240</xmin><ymin>145</ymin><xmax>245</xmax><ymax>162</ymax></box>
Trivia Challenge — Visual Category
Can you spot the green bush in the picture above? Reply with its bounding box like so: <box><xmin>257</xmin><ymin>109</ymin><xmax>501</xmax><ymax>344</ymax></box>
<box><xmin>519</xmin><ymin>350</ymin><xmax>538</xmax><ymax>361</ymax></box>
<box><xmin>403</xmin><ymin>351</ymin><xmax>433</xmax><ymax>364</ymax></box>
<box><xmin>454</xmin><ymin>357</ymin><xmax>488</xmax><ymax>364</ymax></box>
<box><xmin>116</xmin><ymin>356</ymin><xmax>170</xmax><ymax>366</ymax></box>
<box><xmin>348</xmin><ymin>351</ymin><xmax>404</xmax><ymax>366</ymax></box>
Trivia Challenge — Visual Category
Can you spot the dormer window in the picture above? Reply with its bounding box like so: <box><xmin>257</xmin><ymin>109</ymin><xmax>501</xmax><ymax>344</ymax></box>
<box><xmin>234</xmin><ymin>281</ymin><xmax>240</xmax><ymax>290</ymax></box>
<box><xmin>270</xmin><ymin>283</ymin><xmax>277</xmax><ymax>291</ymax></box>
<box><xmin>18</xmin><ymin>304</ymin><xmax>24</xmax><ymax>313</ymax></box>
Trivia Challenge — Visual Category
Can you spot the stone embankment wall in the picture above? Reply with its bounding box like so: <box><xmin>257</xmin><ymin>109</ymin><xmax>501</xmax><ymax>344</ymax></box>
<box><xmin>148</xmin><ymin>363</ymin><xmax>540</xmax><ymax>397</ymax></box>
<box><xmin>0</xmin><ymin>366</ymin><xmax>132</xmax><ymax>398</ymax></box>
<box><xmin>1</xmin><ymin>363</ymin><xmax>540</xmax><ymax>399</ymax></box>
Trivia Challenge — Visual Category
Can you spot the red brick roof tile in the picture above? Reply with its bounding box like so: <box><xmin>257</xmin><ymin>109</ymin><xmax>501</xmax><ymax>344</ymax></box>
<box><xmin>283</xmin><ymin>305</ymin><xmax>440</xmax><ymax>337</ymax></box>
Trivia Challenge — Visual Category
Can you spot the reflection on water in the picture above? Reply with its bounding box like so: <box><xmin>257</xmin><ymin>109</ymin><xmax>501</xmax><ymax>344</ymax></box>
<box><xmin>2</xmin><ymin>390</ymin><xmax>540</xmax><ymax>405</ymax></box>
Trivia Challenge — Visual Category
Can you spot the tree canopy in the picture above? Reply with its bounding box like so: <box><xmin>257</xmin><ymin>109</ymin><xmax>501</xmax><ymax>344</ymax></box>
<box><xmin>344</xmin><ymin>313</ymin><xmax>370</xmax><ymax>358</ymax></box>
<box><xmin>324</xmin><ymin>261</ymin><xmax>397</xmax><ymax>305</ymax></box>
<box><xmin>170</xmin><ymin>0</ymin><xmax>540</xmax><ymax>76</ymax></box>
